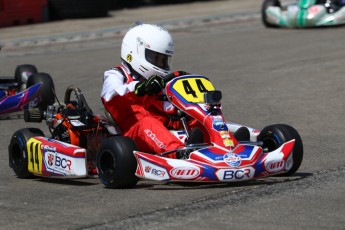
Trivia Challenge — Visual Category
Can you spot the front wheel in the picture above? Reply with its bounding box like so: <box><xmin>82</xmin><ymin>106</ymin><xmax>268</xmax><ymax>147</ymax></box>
<box><xmin>258</xmin><ymin>124</ymin><xmax>303</xmax><ymax>176</ymax></box>
<box><xmin>262</xmin><ymin>0</ymin><xmax>281</xmax><ymax>28</ymax></box>
<box><xmin>96</xmin><ymin>136</ymin><xmax>139</xmax><ymax>189</ymax></box>
<box><xmin>8</xmin><ymin>128</ymin><xmax>45</xmax><ymax>178</ymax></box>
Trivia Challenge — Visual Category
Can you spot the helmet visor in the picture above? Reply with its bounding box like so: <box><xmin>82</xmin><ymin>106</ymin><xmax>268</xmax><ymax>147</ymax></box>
<box><xmin>145</xmin><ymin>49</ymin><xmax>172</xmax><ymax>71</ymax></box>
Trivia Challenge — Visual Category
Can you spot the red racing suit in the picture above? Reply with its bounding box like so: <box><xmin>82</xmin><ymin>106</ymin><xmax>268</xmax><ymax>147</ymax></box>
<box><xmin>101</xmin><ymin>63</ymin><xmax>186</xmax><ymax>157</ymax></box>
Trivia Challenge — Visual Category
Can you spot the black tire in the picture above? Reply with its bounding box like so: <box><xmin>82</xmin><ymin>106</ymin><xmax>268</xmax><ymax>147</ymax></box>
<box><xmin>262</xmin><ymin>0</ymin><xmax>281</xmax><ymax>28</ymax></box>
<box><xmin>97</xmin><ymin>136</ymin><xmax>139</xmax><ymax>188</ymax></box>
<box><xmin>14</xmin><ymin>64</ymin><xmax>38</xmax><ymax>92</ymax></box>
<box><xmin>48</xmin><ymin>0</ymin><xmax>109</xmax><ymax>19</ymax></box>
<box><xmin>8</xmin><ymin>128</ymin><xmax>45</xmax><ymax>178</ymax></box>
<box><xmin>258</xmin><ymin>124</ymin><xmax>303</xmax><ymax>176</ymax></box>
<box><xmin>27</xmin><ymin>73</ymin><xmax>55</xmax><ymax>109</ymax></box>
<box><xmin>233</xmin><ymin>126</ymin><xmax>250</xmax><ymax>142</ymax></box>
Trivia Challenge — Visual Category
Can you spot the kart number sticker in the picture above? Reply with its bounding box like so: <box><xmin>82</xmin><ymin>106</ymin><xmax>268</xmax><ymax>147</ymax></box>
<box><xmin>27</xmin><ymin>138</ymin><xmax>43</xmax><ymax>175</ymax></box>
<box><xmin>172</xmin><ymin>77</ymin><xmax>215</xmax><ymax>103</ymax></box>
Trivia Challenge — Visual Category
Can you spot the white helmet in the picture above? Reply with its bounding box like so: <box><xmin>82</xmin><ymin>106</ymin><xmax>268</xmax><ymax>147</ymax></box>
<box><xmin>121</xmin><ymin>23</ymin><xmax>174</xmax><ymax>79</ymax></box>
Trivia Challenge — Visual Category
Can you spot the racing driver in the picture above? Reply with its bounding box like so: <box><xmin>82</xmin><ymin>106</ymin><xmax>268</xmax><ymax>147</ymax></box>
<box><xmin>101</xmin><ymin>23</ymin><xmax>202</xmax><ymax>158</ymax></box>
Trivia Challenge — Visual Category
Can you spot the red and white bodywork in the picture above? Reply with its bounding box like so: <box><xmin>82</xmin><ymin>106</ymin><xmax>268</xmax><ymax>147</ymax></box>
<box><xmin>26</xmin><ymin>136</ymin><xmax>87</xmax><ymax>178</ymax></box>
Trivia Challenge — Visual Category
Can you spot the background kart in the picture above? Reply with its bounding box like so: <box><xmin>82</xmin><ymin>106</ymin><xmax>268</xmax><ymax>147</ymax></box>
<box><xmin>0</xmin><ymin>64</ymin><xmax>55</xmax><ymax>118</ymax></box>
<box><xmin>8</xmin><ymin>72</ymin><xmax>303</xmax><ymax>189</ymax></box>
<box><xmin>262</xmin><ymin>0</ymin><xmax>345</xmax><ymax>28</ymax></box>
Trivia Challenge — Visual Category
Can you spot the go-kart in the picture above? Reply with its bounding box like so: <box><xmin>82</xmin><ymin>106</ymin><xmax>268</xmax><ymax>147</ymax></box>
<box><xmin>0</xmin><ymin>64</ymin><xmax>55</xmax><ymax>118</ymax></box>
<box><xmin>8</xmin><ymin>72</ymin><xmax>303</xmax><ymax>189</ymax></box>
<box><xmin>262</xmin><ymin>0</ymin><xmax>345</xmax><ymax>27</ymax></box>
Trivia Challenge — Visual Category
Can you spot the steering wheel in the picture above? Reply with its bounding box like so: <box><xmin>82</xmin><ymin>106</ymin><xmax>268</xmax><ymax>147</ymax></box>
<box><xmin>64</xmin><ymin>85</ymin><xmax>93</xmax><ymax>115</ymax></box>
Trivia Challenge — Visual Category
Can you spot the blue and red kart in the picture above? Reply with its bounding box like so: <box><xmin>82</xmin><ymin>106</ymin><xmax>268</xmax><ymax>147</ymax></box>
<box><xmin>0</xmin><ymin>64</ymin><xmax>55</xmax><ymax>118</ymax></box>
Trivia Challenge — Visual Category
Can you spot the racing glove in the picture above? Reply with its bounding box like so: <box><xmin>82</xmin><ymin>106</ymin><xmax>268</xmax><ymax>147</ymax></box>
<box><xmin>135</xmin><ymin>75</ymin><xmax>165</xmax><ymax>96</ymax></box>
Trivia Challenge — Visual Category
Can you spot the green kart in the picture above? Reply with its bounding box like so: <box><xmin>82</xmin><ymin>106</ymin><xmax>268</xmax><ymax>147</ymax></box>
<box><xmin>262</xmin><ymin>0</ymin><xmax>345</xmax><ymax>27</ymax></box>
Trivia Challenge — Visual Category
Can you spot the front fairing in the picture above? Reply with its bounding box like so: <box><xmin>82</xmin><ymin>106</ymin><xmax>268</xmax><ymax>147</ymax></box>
<box><xmin>134</xmin><ymin>139</ymin><xmax>295</xmax><ymax>182</ymax></box>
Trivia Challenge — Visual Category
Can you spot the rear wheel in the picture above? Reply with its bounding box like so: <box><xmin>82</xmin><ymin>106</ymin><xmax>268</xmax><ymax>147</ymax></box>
<box><xmin>262</xmin><ymin>0</ymin><xmax>281</xmax><ymax>28</ymax></box>
<box><xmin>8</xmin><ymin>128</ymin><xmax>45</xmax><ymax>178</ymax></box>
<box><xmin>14</xmin><ymin>64</ymin><xmax>38</xmax><ymax>92</ymax></box>
<box><xmin>97</xmin><ymin>136</ymin><xmax>139</xmax><ymax>188</ymax></box>
<box><xmin>258</xmin><ymin>124</ymin><xmax>303</xmax><ymax>176</ymax></box>
<box><xmin>27</xmin><ymin>73</ymin><xmax>55</xmax><ymax>109</ymax></box>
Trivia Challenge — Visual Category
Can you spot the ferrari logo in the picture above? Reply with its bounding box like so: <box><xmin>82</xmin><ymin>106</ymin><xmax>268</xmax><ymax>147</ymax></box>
<box><xmin>127</xmin><ymin>54</ymin><xmax>132</xmax><ymax>62</ymax></box>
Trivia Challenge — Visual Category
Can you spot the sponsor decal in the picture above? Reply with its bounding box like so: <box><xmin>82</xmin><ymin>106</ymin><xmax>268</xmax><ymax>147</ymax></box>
<box><xmin>212</xmin><ymin>116</ymin><xmax>225</xmax><ymax>128</ymax></box>
<box><xmin>144</xmin><ymin>166</ymin><xmax>166</xmax><ymax>177</ymax></box>
<box><xmin>222</xmin><ymin>168</ymin><xmax>253</xmax><ymax>181</ymax></box>
<box><xmin>223</xmin><ymin>153</ymin><xmax>241</xmax><ymax>167</ymax></box>
<box><xmin>151</xmin><ymin>168</ymin><xmax>166</xmax><ymax>177</ymax></box>
<box><xmin>144</xmin><ymin>129</ymin><xmax>166</xmax><ymax>149</ymax></box>
<box><xmin>48</xmin><ymin>153</ymin><xmax>54</xmax><ymax>166</ymax></box>
<box><xmin>139</xmin><ymin>159</ymin><xmax>169</xmax><ymax>180</ymax></box>
<box><xmin>28</xmin><ymin>98</ymin><xmax>38</xmax><ymax>109</ymax></box>
<box><xmin>265</xmin><ymin>160</ymin><xmax>285</xmax><ymax>173</ymax></box>
<box><xmin>215</xmin><ymin>156</ymin><xmax>224</xmax><ymax>161</ymax></box>
<box><xmin>45</xmin><ymin>152</ymin><xmax>73</xmax><ymax>173</ymax></box>
<box><xmin>41</xmin><ymin>144</ymin><xmax>56</xmax><ymax>152</ymax></box>
<box><xmin>70</xmin><ymin>120</ymin><xmax>85</xmax><ymax>127</ymax></box>
<box><xmin>223</xmin><ymin>138</ymin><xmax>234</xmax><ymax>147</ymax></box>
<box><xmin>219</xmin><ymin>131</ymin><xmax>234</xmax><ymax>147</ymax></box>
<box><xmin>54</xmin><ymin>156</ymin><xmax>72</xmax><ymax>171</ymax></box>
<box><xmin>170</xmin><ymin>166</ymin><xmax>200</xmax><ymax>179</ymax></box>
<box><xmin>145</xmin><ymin>166</ymin><xmax>151</xmax><ymax>173</ymax></box>
<box><xmin>219</xmin><ymin>130</ymin><xmax>230</xmax><ymax>139</ymax></box>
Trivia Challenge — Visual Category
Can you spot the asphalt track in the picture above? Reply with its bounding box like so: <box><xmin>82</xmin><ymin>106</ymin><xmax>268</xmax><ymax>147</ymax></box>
<box><xmin>1</xmin><ymin>0</ymin><xmax>345</xmax><ymax>229</ymax></box>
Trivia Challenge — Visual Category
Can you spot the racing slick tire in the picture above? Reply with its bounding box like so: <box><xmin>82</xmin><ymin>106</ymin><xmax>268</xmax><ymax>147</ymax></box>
<box><xmin>14</xmin><ymin>64</ymin><xmax>38</xmax><ymax>92</ymax></box>
<box><xmin>97</xmin><ymin>136</ymin><xmax>139</xmax><ymax>189</ymax></box>
<box><xmin>27</xmin><ymin>73</ymin><xmax>55</xmax><ymax>109</ymax></box>
<box><xmin>262</xmin><ymin>0</ymin><xmax>281</xmax><ymax>28</ymax></box>
<box><xmin>258</xmin><ymin>124</ymin><xmax>303</xmax><ymax>176</ymax></box>
<box><xmin>8</xmin><ymin>128</ymin><xmax>45</xmax><ymax>178</ymax></box>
